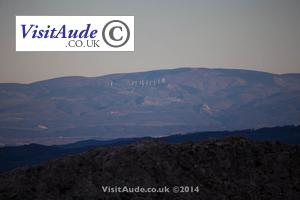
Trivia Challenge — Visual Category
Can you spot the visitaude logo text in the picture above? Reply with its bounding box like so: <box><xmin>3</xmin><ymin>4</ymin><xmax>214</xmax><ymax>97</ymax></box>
<box><xmin>16</xmin><ymin>16</ymin><xmax>134</xmax><ymax>51</ymax></box>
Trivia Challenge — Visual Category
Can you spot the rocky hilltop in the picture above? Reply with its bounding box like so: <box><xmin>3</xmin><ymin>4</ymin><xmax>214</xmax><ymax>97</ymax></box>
<box><xmin>1</xmin><ymin>67</ymin><xmax>300</xmax><ymax>145</ymax></box>
<box><xmin>0</xmin><ymin>137</ymin><xmax>299</xmax><ymax>200</ymax></box>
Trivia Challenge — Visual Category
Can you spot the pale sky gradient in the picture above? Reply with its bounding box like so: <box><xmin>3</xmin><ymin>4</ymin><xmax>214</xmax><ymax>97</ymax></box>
<box><xmin>0</xmin><ymin>0</ymin><xmax>300</xmax><ymax>83</ymax></box>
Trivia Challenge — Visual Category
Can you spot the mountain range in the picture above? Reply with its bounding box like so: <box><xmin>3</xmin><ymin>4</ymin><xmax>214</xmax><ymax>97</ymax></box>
<box><xmin>0</xmin><ymin>67</ymin><xmax>300</xmax><ymax>145</ymax></box>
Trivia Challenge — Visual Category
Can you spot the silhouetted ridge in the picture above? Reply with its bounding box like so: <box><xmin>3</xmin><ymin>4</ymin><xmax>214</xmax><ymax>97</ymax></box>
<box><xmin>1</xmin><ymin>125</ymin><xmax>299</xmax><ymax>173</ymax></box>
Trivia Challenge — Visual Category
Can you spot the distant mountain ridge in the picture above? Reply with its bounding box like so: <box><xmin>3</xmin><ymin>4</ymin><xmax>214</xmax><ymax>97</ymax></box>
<box><xmin>0</xmin><ymin>67</ymin><xmax>300</xmax><ymax>145</ymax></box>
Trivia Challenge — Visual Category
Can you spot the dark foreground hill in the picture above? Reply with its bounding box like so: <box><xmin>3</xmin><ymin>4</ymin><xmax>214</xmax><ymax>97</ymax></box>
<box><xmin>0</xmin><ymin>137</ymin><xmax>299</xmax><ymax>200</ymax></box>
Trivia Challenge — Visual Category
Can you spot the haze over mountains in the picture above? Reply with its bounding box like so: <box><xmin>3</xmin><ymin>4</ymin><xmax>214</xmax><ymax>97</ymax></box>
<box><xmin>0</xmin><ymin>67</ymin><xmax>300</xmax><ymax>145</ymax></box>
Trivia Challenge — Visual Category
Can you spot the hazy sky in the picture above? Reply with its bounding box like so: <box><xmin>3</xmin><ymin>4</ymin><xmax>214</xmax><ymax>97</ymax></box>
<box><xmin>0</xmin><ymin>0</ymin><xmax>300</xmax><ymax>83</ymax></box>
